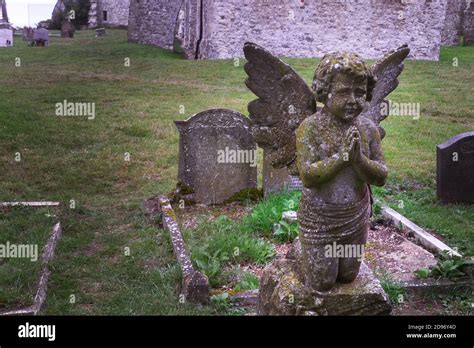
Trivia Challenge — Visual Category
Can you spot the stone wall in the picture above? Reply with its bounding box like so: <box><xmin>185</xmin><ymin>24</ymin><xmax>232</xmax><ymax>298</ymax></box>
<box><xmin>88</xmin><ymin>0</ymin><xmax>129</xmax><ymax>28</ymax></box>
<box><xmin>464</xmin><ymin>0</ymin><xmax>474</xmax><ymax>44</ymax></box>
<box><xmin>128</xmin><ymin>0</ymin><xmax>183</xmax><ymax>49</ymax></box>
<box><xmin>441</xmin><ymin>0</ymin><xmax>466</xmax><ymax>46</ymax></box>
<box><xmin>176</xmin><ymin>0</ymin><xmax>201</xmax><ymax>59</ymax></box>
<box><xmin>88</xmin><ymin>0</ymin><xmax>99</xmax><ymax>28</ymax></box>
<box><xmin>129</xmin><ymin>0</ymin><xmax>450</xmax><ymax>61</ymax></box>
<box><xmin>201</xmin><ymin>0</ymin><xmax>448</xmax><ymax>60</ymax></box>
<box><xmin>442</xmin><ymin>0</ymin><xmax>474</xmax><ymax>46</ymax></box>
<box><xmin>101</xmin><ymin>0</ymin><xmax>129</xmax><ymax>27</ymax></box>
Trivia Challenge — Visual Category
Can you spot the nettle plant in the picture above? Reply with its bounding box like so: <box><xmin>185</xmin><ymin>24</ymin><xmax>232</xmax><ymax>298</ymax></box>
<box><xmin>194</xmin><ymin>249</ymin><xmax>229</xmax><ymax>287</ymax></box>
<box><xmin>415</xmin><ymin>251</ymin><xmax>468</xmax><ymax>280</ymax></box>
<box><xmin>272</xmin><ymin>197</ymin><xmax>299</xmax><ymax>242</ymax></box>
<box><xmin>235</xmin><ymin>272</ymin><xmax>259</xmax><ymax>291</ymax></box>
<box><xmin>273</xmin><ymin>220</ymin><xmax>298</xmax><ymax>242</ymax></box>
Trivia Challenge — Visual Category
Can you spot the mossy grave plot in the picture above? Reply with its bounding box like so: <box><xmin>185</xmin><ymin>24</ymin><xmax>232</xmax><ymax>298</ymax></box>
<box><xmin>0</xmin><ymin>207</ymin><xmax>56</xmax><ymax>312</ymax></box>
<box><xmin>175</xmin><ymin>189</ymin><xmax>472</xmax><ymax>315</ymax></box>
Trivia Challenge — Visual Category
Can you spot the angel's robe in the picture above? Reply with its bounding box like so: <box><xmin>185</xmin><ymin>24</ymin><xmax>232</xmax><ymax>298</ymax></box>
<box><xmin>298</xmin><ymin>184</ymin><xmax>371</xmax><ymax>245</ymax></box>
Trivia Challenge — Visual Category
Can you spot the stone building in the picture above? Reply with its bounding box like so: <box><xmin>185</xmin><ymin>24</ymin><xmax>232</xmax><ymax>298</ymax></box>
<box><xmin>128</xmin><ymin>0</ymin><xmax>459</xmax><ymax>61</ymax></box>
<box><xmin>88</xmin><ymin>0</ymin><xmax>130</xmax><ymax>28</ymax></box>
<box><xmin>462</xmin><ymin>0</ymin><xmax>474</xmax><ymax>45</ymax></box>
<box><xmin>52</xmin><ymin>0</ymin><xmax>130</xmax><ymax>28</ymax></box>
<box><xmin>442</xmin><ymin>0</ymin><xmax>466</xmax><ymax>46</ymax></box>
<box><xmin>440</xmin><ymin>0</ymin><xmax>474</xmax><ymax>46</ymax></box>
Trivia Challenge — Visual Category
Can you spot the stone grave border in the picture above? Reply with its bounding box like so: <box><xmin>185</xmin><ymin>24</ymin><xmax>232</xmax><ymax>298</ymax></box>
<box><xmin>157</xmin><ymin>196</ymin><xmax>209</xmax><ymax>304</ymax></box>
<box><xmin>1</xmin><ymin>202</ymin><xmax>60</xmax><ymax>208</ymax></box>
<box><xmin>381</xmin><ymin>206</ymin><xmax>462</xmax><ymax>257</ymax></box>
<box><xmin>0</xmin><ymin>221</ymin><xmax>62</xmax><ymax>316</ymax></box>
<box><xmin>283</xmin><ymin>206</ymin><xmax>463</xmax><ymax>257</ymax></box>
<box><xmin>380</xmin><ymin>206</ymin><xmax>472</xmax><ymax>298</ymax></box>
<box><xmin>144</xmin><ymin>194</ymin><xmax>470</xmax><ymax>310</ymax></box>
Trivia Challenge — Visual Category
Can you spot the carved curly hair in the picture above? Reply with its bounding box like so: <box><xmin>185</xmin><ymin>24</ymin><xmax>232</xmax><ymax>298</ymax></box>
<box><xmin>312</xmin><ymin>52</ymin><xmax>377</xmax><ymax>104</ymax></box>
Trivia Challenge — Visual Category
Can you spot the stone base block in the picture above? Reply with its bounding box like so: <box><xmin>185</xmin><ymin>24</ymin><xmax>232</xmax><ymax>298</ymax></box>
<box><xmin>258</xmin><ymin>259</ymin><xmax>391</xmax><ymax>316</ymax></box>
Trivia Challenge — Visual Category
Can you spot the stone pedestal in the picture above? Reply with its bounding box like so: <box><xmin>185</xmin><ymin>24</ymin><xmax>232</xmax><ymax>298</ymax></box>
<box><xmin>258</xmin><ymin>255</ymin><xmax>391</xmax><ymax>315</ymax></box>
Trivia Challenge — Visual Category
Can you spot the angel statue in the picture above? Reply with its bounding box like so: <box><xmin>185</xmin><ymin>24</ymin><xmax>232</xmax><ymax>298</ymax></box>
<box><xmin>244</xmin><ymin>43</ymin><xmax>409</xmax><ymax>292</ymax></box>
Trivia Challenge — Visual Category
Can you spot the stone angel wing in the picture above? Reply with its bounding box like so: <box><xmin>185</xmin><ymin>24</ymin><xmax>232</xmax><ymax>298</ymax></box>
<box><xmin>361</xmin><ymin>45</ymin><xmax>411</xmax><ymax>139</ymax></box>
<box><xmin>244</xmin><ymin>42</ymin><xmax>317</xmax><ymax>175</ymax></box>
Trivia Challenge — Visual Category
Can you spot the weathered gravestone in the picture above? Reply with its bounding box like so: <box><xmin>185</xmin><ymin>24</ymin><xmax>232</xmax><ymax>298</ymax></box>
<box><xmin>437</xmin><ymin>131</ymin><xmax>474</xmax><ymax>204</ymax></box>
<box><xmin>0</xmin><ymin>23</ymin><xmax>12</xmax><ymax>47</ymax></box>
<box><xmin>22</xmin><ymin>27</ymin><xmax>34</xmax><ymax>43</ymax></box>
<box><xmin>95</xmin><ymin>28</ymin><xmax>106</xmax><ymax>37</ymax></box>
<box><xmin>174</xmin><ymin>109</ymin><xmax>257</xmax><ymax>205</ymax></box>
<box><xmin>61</xmin><ymin>21</ymin><xmax>75</xmax><ymax>38</ymax></box>
<box><xmin>33</xmin><ymin>28</ymin><xmax>49</xmax><ymax>47</ymax></box>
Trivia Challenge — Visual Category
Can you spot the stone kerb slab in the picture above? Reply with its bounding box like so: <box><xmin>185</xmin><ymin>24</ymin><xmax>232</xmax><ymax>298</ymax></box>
<box><xmin>381</xmin><ymin>206</ymin><xmax>462</xmax><ymax>257</ymax></box>
<box><xmin>174</xmin><ymin>109</ymin><xmax>257</xmax><ymax>205</ymax></box>
<box><xmin>158</xmin><ymin>196</ymin><xmax>209</xmax><ymax>304</ymax></box>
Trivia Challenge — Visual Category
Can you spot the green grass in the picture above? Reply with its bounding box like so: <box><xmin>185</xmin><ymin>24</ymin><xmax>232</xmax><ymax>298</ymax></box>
<box><xmin>189</xmin><ymin>215</ymin><xmax>275</xmax><ymax>287</ymax></box>
<box><xmin>188</xmin><ymin>191</ymin><xmax>301</xmax><ymax>287</ymax></box>
<box><xmin>0</xmin><ymin>207</ymin><xmax>55</xmax><ymax>310</ymax></box>
<box><xmin>0</xmin><ymin>29</ymin><xmax>473</xmax><ymax>314</ymax></box>
<box><xmin>240</xmin><ymin>191</ymin><xmax>301</xmax><ymax>237</ymax></box>
<box><xmin>235</xmin><ymin>272</ymin><xmax>259</xmax><ymax>292</ymax></box>
<box><xmin>376</xmin><ymin>270</ymin><xmax>407</xmax><ymax>305</ymax></box>
<box><xmin>436</xmin><ymin>291</ymin><xmax>472</xmax><ymax>315</ymax></box>
<box><xmin>373</xmin><ymin>186</ymin><xmax>474</xmax><ymax>255</ymax></box>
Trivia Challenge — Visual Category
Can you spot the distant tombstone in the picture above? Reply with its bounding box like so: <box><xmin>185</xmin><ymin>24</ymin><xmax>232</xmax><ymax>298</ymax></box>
<box><xmin>95</xmin><ymin>28</ymin><xmax>106</xmax><ymax>37</ymax></box>
<box><xmin>437</xmin><ymin>131</ymin><xmax>474</xmax><ymax>204</ymax></box>
<box><xmin>0</xmin><ymin>24</ymin><xmax>12</xmax><ymax>47</ymax></box>
<box><xmin>174</xmin><ymin>109</ymin><xmax>257</xmax><ymax>205</ymax></box>
<box><xmin>61</xmin><ymin>21</ymin><xmax>75</xmax><ymax>38</ymax></box>
<box><xmin>33</xmin><ymin>28</ymin><xmax>49</xmax><ymax>47</ymax></box>
<box><xmin>23</xmin><ymin>27</ymin><xmax>34</xmax><ymax>42</ymax></box>
<box><xmin>263</xmin><ymin>150</ymin><xmax>303</xmax><ymax>197</ymax></box>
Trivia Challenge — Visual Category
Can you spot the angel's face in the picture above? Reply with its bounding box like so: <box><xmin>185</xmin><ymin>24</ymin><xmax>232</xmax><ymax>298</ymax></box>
<box><xmin>326</xmin><ymin>73</ymin><xmax>367</xmax><ymax>122</ymax></box>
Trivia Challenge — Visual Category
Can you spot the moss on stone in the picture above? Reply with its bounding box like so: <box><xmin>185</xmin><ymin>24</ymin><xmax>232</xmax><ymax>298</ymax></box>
<box><xmin>176</xmin><ymin>181</ymin><xmax>194</xmax><ymax>195</ymax></box>
<box><xmin>161</xmin><ymin>205</ymin><xmax>177</xmax><ymax>221</ymax></box>
<box><xmin>223</xmin><ymin>188</ymin><xmax>263</xmax><ymax>204</ymax></box>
